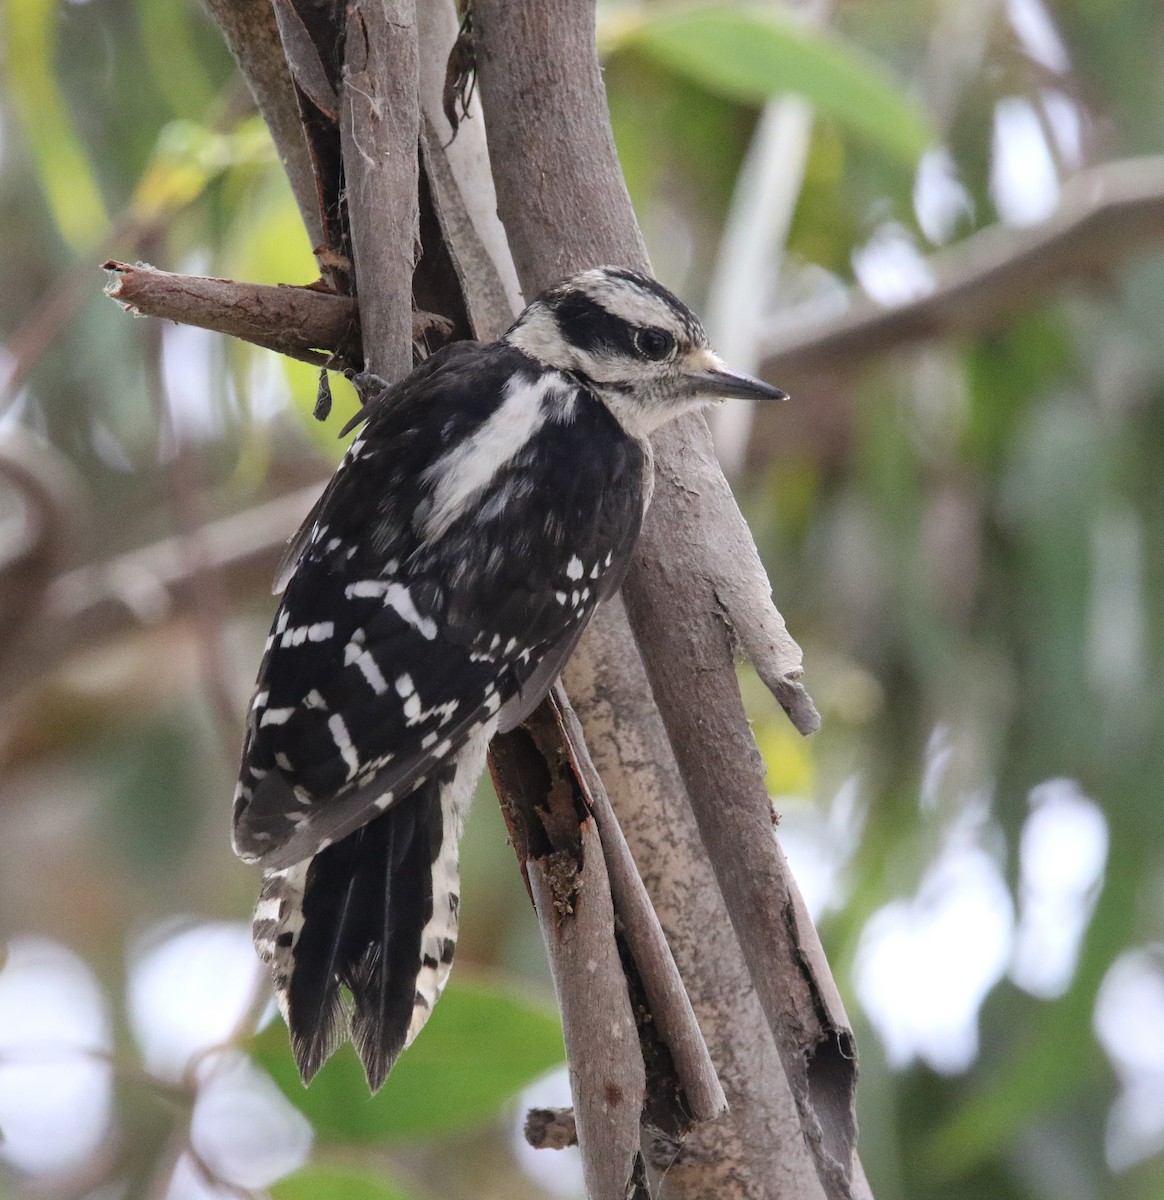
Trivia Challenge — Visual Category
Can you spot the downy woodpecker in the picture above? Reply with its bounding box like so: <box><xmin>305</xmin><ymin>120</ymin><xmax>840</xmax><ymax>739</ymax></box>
<box><xmin>232</xmin><ymin>267</ymin><xmax>786</xmax><ymax>1088</ymax></box>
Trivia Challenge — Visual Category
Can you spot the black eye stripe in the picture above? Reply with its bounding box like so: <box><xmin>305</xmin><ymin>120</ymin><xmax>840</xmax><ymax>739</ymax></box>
<box><xmin>551</xmin><ymin>292</ymin><xmax>640</xmax><ymax>357</ymax></box>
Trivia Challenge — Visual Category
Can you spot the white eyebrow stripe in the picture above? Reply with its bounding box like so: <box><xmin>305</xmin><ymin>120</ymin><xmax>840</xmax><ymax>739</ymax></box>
<box><xmin>421</xmin><ymin>374</ymin><xmax>565</xmax><ymax>540</ymax></box>
<box><xmin>577</xmin><ymin>272</ymin><xmax>682</xmax><ymax>330</ymax></box>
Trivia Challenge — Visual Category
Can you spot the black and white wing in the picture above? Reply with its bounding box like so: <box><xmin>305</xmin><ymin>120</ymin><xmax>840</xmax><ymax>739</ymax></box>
<box><xmin>232</xmin><ymin>346</ymin><xmax>646</xmax><ymax>872</ymax></box>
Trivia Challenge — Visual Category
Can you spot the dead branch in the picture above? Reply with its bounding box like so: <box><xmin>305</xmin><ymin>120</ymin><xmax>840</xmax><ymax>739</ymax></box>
<box><xmin>489</xmin><ymin>726</ymin><xmax>649</xmax><ymax>1200</ymax></box>
<box><xmin>491</xmin><ymin>695</ymin><xmax>726</xmax><ymax>1142</ymax></box>
<box><xmin>102</xmin><ymin>153</ymin><xmax>1164</xmax><ymax>430</ymax></box>
<box><xmin>101</xmin><ymin>261</ymin><xmax>361</xmax><ymax>369</ymax></box>
<box><xmin>763</xmin><ymin>155</ymin><xmax>1164</xmax><ymax>385</ymax></box>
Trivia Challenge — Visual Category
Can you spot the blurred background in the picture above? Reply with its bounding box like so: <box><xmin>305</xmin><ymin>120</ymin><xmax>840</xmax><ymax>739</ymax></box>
<box><xmin>1</xmin><ymin>1</ymin><xmax>1163</xmax><ymax>1198</ymax></box>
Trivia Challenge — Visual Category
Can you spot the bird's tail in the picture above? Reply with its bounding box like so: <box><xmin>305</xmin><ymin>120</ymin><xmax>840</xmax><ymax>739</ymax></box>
<box><xmin>251</xmin><ymin>733</ymin><xmax>487</xmax><ymax>1089</ymax></box>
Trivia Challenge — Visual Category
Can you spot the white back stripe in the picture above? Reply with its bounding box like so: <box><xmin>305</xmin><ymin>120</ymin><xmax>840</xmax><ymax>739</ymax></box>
<box><xmin>421</xmin><ymin>374</ymin><xmax>562</xmax><ymax>539</ymax></box>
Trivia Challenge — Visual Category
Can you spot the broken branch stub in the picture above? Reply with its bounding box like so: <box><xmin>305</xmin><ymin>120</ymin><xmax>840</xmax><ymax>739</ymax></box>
<box><xmin>101</xmin><ymin>260</ymin><xmax>362</xmax><ymax>369</ymax></box>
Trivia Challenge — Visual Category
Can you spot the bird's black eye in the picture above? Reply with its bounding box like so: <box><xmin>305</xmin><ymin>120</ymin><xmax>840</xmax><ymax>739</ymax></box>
<box><xmin>634</xmin><ymin>327</ymin><xmax>674</xmax><ymax>361</ymax></box>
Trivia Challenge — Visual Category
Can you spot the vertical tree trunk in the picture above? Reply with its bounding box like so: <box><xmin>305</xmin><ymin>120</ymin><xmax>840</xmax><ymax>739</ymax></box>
<box><xmin>473</xmin><ymin>3</ymin><xmax>860</xmax><ymax>1196</ymax></box>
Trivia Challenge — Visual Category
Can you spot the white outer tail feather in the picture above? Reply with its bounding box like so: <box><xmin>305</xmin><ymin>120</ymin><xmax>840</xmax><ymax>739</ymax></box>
<box><xmin>406</xmin><ymin>727</ymin><xmax>491</xmax><ymax>1048</ymax></box>
<box><xmin>249</xmin><ymin>726</ymin><xmax>494</xmax><ymax>1075</ymax></box>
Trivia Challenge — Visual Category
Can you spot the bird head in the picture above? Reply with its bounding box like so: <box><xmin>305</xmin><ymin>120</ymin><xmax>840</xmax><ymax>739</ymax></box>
<box><xmin>505</xmin><ymin>266</ymin><xmax>786</xmax><ymax>437</ymax></box>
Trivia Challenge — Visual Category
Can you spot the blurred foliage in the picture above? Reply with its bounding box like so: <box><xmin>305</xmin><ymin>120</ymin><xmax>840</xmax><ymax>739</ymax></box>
<box><xmin>1</xmin><ymin>2</ymin><xmax>1164</xmax><ymax>1200</ymax></box>
<box><xmin>273</xmin><ymin>1166</ymin><xmax>413</xmax><ymax>1200</ymax></box>
<box><xmin>605</xmin><ymin>5</ymin><xmax>934</xmax><ymax>168</ymax></box>
<box><xmin>253</xmin><ymin>981</ymin><xmax>565</xmax><ymax>1142</ymax></box>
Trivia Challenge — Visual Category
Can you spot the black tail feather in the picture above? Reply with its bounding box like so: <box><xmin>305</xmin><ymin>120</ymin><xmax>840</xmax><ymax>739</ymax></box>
<box><xmin>285</xmin><ymin>776</ymin><xmax>447</xmax><ymax>1088</ymax></box>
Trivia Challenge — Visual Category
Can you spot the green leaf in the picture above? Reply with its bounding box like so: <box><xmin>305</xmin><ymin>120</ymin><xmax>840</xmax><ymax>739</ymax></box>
<box><xmin>604</xmin><ymin>5</ymin><xmax>933</xmax><ymax>168</ymax></box>
<box><xmin>5</xmin><ymin>0</ymin><xmax>108</xmax><ymax>247</ymax></box>
<box><xmin>273</xmin><ymin>1167</ymin><xmax>416</xmax><ymax>1200</ymax></box>
<box><xmin>252</xmin><ymin>979</ymin><xmax>565</xmax><ymax>1141</ymax></box>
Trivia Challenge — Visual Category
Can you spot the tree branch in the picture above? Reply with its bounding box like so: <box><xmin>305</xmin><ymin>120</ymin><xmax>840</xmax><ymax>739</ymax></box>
<box><xmin>549</xmin><ymin>683</ymin><xmax>726</xmax><ymax>1124</ymax></box>
<box><xmin>339</xmin><ymin>0</ymin><xmax>420</xmax><ymax>375</ymax></box>
<box><xmin>762</xmin><ymin>155</ymin><xmax>1164</xmax><ymax>385</ymax></box>
<box><xmin>489</xmin><ymin>724</ymin><xmax>649</xmax><ymax>1200</ymax></box>
<box><xmin>416</xmin><ymin>4</ymin><xmax>522</xmax><ymax>340</ymax></box>
<box><xmin>105</xmin><ymin>154</ymin><xmax>1164</xmax><ymax>428</ymax></box>
<box><xmin>0</xmin><ymin>436</ymin><xmax>75</xmax><ymax>663</ymax></box>
<box><xmin>473</xmin><ymin>2</ymin><xmax>852</xmax><ymax>1196</ymax></box>
<box><xmin>101</xmin><ymin>260</ymin><xmax>361</xmax><ymax>369</ymax></box>
<box><xmin>563</xmin><ymin>604</ymin><xmax>835</xmax><ymax>1198</ymax></box>
<box><xmin>0</xmin><ymin>485</ymin><xmax>320</xmax><ymax>705</ymax></box>
<box><xmin>528</xmin><ymin>827</ymin><xmax>650</xmax><ymax>1200</ymax></box>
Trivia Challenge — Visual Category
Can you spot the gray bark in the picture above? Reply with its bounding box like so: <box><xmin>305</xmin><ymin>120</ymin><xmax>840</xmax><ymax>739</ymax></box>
<box><xmin>564</xmin><ymin>608</ymin><xmax>829</xmax><ymax>1199</ymax></box>
<box><xmin>529</xmin><ymin>823</ymin><xmax>649</xmax><ymax>1200</ymax></box>
<box><xmin>473</xmin><ymin>2</ymin><xmax>857</xmax><ymax>1196</ymax></box>
<box><xmin>339</xmin><ymin>0</ymin><xmax>420</xmax><ymax>378</ymax></box>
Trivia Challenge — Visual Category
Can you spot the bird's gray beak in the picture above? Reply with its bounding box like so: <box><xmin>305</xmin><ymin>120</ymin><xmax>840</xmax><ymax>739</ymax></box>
<box><xmin>682</xmin><ymin>356</ymin><xmax>788</xmax><ymax>402</ymax></box>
